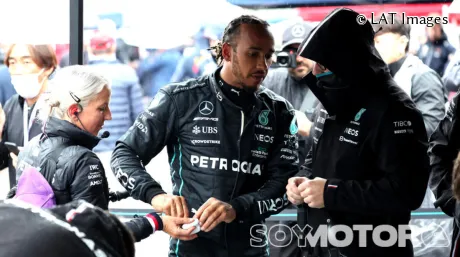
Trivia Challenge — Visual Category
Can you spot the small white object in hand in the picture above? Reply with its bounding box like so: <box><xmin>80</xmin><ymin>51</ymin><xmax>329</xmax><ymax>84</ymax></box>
<box><xmin>181</xmin><ymin>218</ymin><xmax>201</xmax><ymax>234</ymax></box>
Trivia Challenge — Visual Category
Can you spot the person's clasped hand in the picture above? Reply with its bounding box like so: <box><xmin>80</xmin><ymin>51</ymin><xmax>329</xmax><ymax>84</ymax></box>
<box><xmin>162</xmin><ymin>216</ymin><xmax>198</xmax><ymax>241</ymax></box>
<box><xmin>298</xmin><ymin>177</ymin><xmax>327</xmax><ymax>208</ymax></box>
<box><xmin>193</xmin><ymin>197</ymin><xmax>236</xmax><ymax>232</ymax></box>
<box><xmin>286</xmin><ymin>177</ymin><xmax>308</xmax><ymax>205</ymax></box>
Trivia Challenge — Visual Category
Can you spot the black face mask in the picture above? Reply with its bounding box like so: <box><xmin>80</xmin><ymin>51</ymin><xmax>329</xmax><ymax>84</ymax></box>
<box><xmin>316</xmin><ymin>71</ymin><xmax>355</xmax><ymax>116</ymax></box>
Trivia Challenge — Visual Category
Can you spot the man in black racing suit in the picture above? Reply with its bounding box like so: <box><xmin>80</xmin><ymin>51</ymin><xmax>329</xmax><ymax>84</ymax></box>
<box><xmin>111</xmin><ymin>15</ymin><xmax>299</xmax><ymax>257</ymax></box>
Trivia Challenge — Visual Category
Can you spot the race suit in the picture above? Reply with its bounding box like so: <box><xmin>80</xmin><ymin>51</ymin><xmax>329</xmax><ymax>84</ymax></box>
<box><xmin>111</xmin><ymin>67</ymin><xmax>300</xmax><ymax>257</ymax></box>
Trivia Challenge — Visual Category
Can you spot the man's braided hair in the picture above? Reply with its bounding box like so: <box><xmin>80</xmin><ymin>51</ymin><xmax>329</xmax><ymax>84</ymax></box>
<box><xmin>208</xmin><ymin>15</ymin><xmax>269</xmax><ymax>66</ymax></box>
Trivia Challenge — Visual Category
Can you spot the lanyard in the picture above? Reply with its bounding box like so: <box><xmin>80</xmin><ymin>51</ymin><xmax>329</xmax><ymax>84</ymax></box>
<box><xmin>23</xmin><ymin>101</ymin><xmax>39</xmax><ymax>146</ymax></box>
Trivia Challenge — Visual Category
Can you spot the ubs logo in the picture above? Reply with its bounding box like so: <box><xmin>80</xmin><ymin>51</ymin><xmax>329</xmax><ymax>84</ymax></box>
<box><xmin>199</xmin><ymin>101</ymin><xmax>214</xmax><ymax>115</ymax></box>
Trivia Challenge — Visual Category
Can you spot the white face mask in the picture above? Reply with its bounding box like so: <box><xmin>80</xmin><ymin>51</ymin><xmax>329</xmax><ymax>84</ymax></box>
<box><xmin>11</xmin><ymin>70</ymin><xmax>45</xmax><ymax>99</ymax></box>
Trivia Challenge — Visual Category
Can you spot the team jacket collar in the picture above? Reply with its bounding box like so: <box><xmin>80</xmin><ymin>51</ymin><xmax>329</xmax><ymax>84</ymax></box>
<box><xmin>208</xmin><ymin>67</ymin><xmax>265</xmax><ymax>113</ymax></box>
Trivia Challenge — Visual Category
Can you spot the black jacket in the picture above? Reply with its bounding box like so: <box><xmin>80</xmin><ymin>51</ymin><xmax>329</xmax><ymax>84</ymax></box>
<box><xmin>429</xmin><ymin>92</ymin><xmax>460</xmax><ymax>257</ymax></box>
<box><xmin>10</xmin><ymin>117</ymin><xmax>155</xmax><ymax>242</ymax></box>
<box><xmin>14</xmin><ymin>117</ymin><xmax>110</xmax><ymax>209</ymax></box>
<box><xmin>2</xmin><ymin>95</ymin><xmax>43</xmax><ymax>147</ymax></box>
<box><xmin>0</xmin><ymin>95</ymin><xmax>44</xmax><ymax>170</ymax></box>
<box><xmin>110</xmin><ymin>67</ymin><xmax>300</xmax><ymax>257</ymax></box>
<box><xmin>297</xmin><ymin>8</ymin><xmax>430</xmax><ymax>257</ymax></box>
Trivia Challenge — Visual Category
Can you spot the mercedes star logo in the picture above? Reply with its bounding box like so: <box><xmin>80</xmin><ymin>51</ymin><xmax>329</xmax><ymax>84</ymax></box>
<box><xmin>291</xmin><ymin>24</ymin><xmax>306</xmax><ymax>38</ymax></box>
<box><xmin>199</xmin><ymin>101</ymin><xmax>214</xmax><ymax>115</ymax></box>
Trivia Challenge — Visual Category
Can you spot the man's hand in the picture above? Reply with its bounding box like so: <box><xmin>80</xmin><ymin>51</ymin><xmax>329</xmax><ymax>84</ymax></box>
<box><xmin>286</xmin><ymin>177</ymin><xmax>308</xmax><ymax>205</ymax></box>
<box><xmin>298</xmin><ymin>177</ymin><xmax>327</xmax><ymax>208</ymax></box>
<box><xmin>151</xmin><ymin>194</ymin><xmax>189</xmax><ymax>218</ymax></box>
<box><xmin>162</xmin><ymin>216</ymin><xmax>198</xmax><ymax>241</ymax></box>
<box><xmin>294</xmin><ymin>110</ymin><xmax>312</xmax><ymax>137</ymax></box>
<box><xmin>193</xmin><ymin>197</ymin><xmax>236</xmax><ymax>232</ymax></box>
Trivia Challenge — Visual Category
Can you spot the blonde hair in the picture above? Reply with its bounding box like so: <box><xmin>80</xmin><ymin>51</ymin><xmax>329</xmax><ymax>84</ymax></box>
<box><xmin>40</xmin><ymin>65</ymin><xmax>110</xmax><ymax>122</ymax></box>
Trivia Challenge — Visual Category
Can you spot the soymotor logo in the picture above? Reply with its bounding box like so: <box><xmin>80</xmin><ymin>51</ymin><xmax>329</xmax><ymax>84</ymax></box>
<box><xmin>250</xmin><ymin>223</ymin><xmax>450</xmax><ymax>248</ymax></box>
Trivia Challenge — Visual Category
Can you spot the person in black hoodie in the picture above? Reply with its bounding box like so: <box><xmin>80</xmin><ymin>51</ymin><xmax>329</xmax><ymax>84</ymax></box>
<box><xmin>8</xmin><ymin>65</ymin><xmax>197</xmax><ymax>243</ymax></box>
<box><xmin>286</xmin><ymin>8</ymin><xmax>430</xmax><ymax>257</ymax></box>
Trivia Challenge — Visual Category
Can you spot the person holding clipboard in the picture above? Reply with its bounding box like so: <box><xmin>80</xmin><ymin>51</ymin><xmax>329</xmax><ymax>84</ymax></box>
<box><xmin>0</xmin><ymin>44</ymin><xmax>57</xmax><ymax>188</ymax></box>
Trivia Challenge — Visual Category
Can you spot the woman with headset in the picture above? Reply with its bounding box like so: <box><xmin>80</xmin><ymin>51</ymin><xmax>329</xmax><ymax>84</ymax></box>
<box><xmin>8</xmin><ymin>65</ymin><xmax>197</xmax><ymax>242</ymax></box>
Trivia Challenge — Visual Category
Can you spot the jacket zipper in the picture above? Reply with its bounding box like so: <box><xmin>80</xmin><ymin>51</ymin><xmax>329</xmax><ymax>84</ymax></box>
<box><xmin>226</xmin><ymin>110</ymin><xmax>246</xmax><ymax>255</ymax></box>
<box><xmin>240</xmin><ymin>110</ymin><xmax>245</xmax><ymax>136</ymax></box>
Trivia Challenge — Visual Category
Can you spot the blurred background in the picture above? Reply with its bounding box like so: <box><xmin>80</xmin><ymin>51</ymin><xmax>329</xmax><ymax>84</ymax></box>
<box><xmin>0</xmin><ymin>0</ymin><xmax>459</xmax><ymax>256</ymax></box>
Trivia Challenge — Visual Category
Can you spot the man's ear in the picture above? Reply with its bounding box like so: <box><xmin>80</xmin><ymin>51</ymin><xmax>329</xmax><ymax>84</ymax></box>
<box><xmin>222</xmin><ymin>42</ymin><xmax>233</xmax><ymax>62</ymax></box>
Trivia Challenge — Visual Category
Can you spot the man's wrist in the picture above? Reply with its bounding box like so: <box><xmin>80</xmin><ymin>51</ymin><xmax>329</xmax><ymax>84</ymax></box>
<box><xmin>226</xmin><ymin>206</ymin><xmax>237</xmax><ymax>223</ymax></box>
<box><xmin>150</xmin><ymin>193</ymin><xmax>167</xmax><ymax>212</ymax></box>
<box><xmin>146</xmin><ymin>188</ymin><xmax>167</xmax><ymax>206</ymax></box>
<box><xmin>229</xmin><ymin>199</ymin><xmax>244</xmax><ymax>221</ymax></box>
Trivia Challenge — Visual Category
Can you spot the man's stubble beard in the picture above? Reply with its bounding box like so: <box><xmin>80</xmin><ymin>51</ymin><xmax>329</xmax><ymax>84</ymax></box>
<box><xmin>232</xmin><ymin>55</ymin><xmax>258</xmax><ymax>94</ymax></box>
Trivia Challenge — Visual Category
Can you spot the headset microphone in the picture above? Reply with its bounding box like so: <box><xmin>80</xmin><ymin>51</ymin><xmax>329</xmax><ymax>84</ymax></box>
<box><xmin>74</xmin><ymin>112</ymin><xmax>110</xmax><ymax>139</ymax></box>
<box><xmin>100</xmin><ymin>131</ymin><xmax>110</xmax><ymax>139</ymax></box>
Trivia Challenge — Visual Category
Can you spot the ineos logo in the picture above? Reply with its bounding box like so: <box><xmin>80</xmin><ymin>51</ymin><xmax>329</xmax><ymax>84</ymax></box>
<box><xmin>199</xmin><ymin>101</ymin><xmax>214</xmax><ymax>115</ymax></box>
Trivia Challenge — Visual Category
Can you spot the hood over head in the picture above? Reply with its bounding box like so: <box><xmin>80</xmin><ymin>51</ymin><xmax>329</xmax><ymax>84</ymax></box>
<box><xmin>298</xmin><ymin>8</ymin><xmax>389</xmax><ymax>87</ymax></box>
<box><xmin>297</xmin><ymin>8</ymin><xmax>391</xmax><ymax>116</ymax></box>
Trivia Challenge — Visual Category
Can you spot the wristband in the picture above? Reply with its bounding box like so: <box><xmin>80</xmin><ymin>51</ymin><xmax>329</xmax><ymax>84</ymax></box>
<box><xmin>146</xmin><ymin>212</ymin><xmax>163</xmax><ymax>231</ymax></box>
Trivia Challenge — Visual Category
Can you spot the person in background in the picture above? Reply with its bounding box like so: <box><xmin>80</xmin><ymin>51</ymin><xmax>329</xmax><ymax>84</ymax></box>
<box><xmin>0</xmin><ymin>43</ymin><xmax>15</xmax><ymax>106</ymax></box>
<box><xmin>0</xmin><ymin>44</ymin><xmax>57</xmax><ymax>190</ymax></box>
<box><xmin>373</xmin><ymin>14</ymin><xmax>446</xmax><ymax>138</ymax></box>
<box><xmin>136</xmin><ymin>46</ymin><xmax>182</xmax><ymax>99</ymax></box>
<box><xmin>170</xmin><ymin>24</ymin><xmax>225</xmax><ymax>83</ymax></box>
<box><xmin>441</xmin><ymin>40</ymin><xmax>460</xmax><ymax>99</ymax></box>
<box><xmin>87</xmin><ymin>32</ymin><xmax>144</xmax><ymax>154</ymax></box>
<box><xmin>417</xmin><ymin>13</ymin><xmax>456</xmax><ymax>77</ymax></box>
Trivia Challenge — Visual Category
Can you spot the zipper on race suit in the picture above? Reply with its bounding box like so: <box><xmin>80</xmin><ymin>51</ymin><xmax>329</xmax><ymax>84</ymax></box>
<box><xmin>226</xmin><ymin>109</ymin><xmax>246</xmax><ymax>254</ymax></box>
<box><xmin>240</xmin><ymin>110</ymin><xmax>245</xmax><ymax>136</ymax></box>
